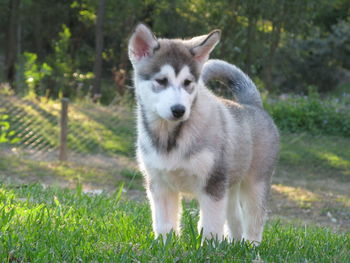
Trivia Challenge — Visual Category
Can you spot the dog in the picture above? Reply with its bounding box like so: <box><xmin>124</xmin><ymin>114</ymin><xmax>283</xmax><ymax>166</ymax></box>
<box><xmin>128</xmin><ymin>24</ymin><xmax>279</xmax><ymax>245</ymax></box>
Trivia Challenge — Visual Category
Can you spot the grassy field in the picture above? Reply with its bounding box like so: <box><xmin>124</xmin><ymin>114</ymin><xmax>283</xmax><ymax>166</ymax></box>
<box><xmin>1</xmin><ymin>96</ymin><xmax>350</xmax><ymax>261</ymax></box>
<box><xmin>1</xmin><ymin>183</ymin><xmax>349</xmax><ymax>262</ymax></box>
<box><xmin>1</xmin><ymin>131</ymin><xmax>349</xmax><ymax>230</ymax></box>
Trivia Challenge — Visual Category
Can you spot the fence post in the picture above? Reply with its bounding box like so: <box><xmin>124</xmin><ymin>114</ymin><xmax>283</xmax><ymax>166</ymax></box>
<box><xmin>59</xmin><ymin>98</ymin><xmax>69</xmax><ymax>161</ymax></box>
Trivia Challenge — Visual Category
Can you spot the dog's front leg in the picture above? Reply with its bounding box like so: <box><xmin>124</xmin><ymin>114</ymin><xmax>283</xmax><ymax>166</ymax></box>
<box><xmin>147</xmin><ymin>182</ymin><xmax>180</xmax><ymax>240</ymax></box>
<box><xmin>197</xmin><ymin>193</ymin><xmax>227</xmax><ymax>240</ymax></box>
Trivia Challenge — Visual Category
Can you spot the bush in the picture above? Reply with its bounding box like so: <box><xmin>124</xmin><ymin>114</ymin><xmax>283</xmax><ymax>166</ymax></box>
<box><xmin>16</xmin><ymin>52</ymin><xmax>53</xmax><ymax>97</ymax></box>
<box><xmin>0</xmin><ymin>114</ymin><xmax>19</xmax><ymax>144</ymax></box>
<box><xmin>15</xmin><ymin>25</ymin><xmax>94</xmax><ymax>100</ymax></box>
<box><xmin>265</xmin><ymin>93</ymin><xmax>350</xmax><ymax>137</ymax></box>
<box><xmin>276</xmin><ymin>20</ymin><xmax>350</xmax><ymax>93</ymax></box>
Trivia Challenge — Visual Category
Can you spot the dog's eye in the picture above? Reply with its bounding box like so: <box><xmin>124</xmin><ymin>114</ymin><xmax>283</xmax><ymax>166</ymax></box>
<box><xmin>155</xmin><ymin>78</ymin><xmax>168</xmax><ymax>86</ymax></box>
<box><xmin>184</xmin><ymin>79</ymin><xmax>192</xmax><ymax>86</ymax></box>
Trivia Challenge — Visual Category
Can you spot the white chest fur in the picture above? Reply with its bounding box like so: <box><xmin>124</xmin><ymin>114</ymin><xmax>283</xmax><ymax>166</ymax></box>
<box><xmin>138</xmin><ymin>146</ymin><xmax>215</xmax><ymax>193</ymax></box>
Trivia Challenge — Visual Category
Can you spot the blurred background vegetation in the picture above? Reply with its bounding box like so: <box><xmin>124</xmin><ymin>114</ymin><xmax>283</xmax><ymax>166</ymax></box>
<box><xmin>0</xmin><ymin>0</ymin><xmax>349</xmax><ymax>102</ymax></box>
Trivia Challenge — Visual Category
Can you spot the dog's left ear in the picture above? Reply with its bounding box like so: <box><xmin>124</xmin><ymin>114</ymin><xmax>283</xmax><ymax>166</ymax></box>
<box><xmin>189</xmin><ymin>30</ymin><xmax>221</xmax><ymax>64</ymax></box>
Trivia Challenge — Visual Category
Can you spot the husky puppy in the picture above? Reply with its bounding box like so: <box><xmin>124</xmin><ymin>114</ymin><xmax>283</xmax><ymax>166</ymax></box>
<box><xmin>128</xmin><ymin>24</ymin><xmax>279</xmax><ymax>245</ymax></box>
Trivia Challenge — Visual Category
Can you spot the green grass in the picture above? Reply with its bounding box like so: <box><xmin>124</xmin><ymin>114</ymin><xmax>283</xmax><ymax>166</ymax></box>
<box><xmin>2</xmin><ymin>132</ymin><xmax>349</xmax><ymax>190</ymax></box>
<box><xmin>0</xmin><ymin>183</ymin><xmax>349</xmax><ymax>262</ymax></box>
<box><xmin>280</xmin><ymin>133</ymin><xmax>350</xmax><ymax>178</ymax></box>
<box><xmin>1</xmin><ymin>96</ymin><xmax>350</xmax><ymax>261</ymax></box>
<box><xmin>0</xmin><ymin>96</ymin><xmax>135</xmax><ymax>156</ymax></box>
<box><xmin>0</xmin><ymin>150</ymin><xmax>143</xmax><ymax>191</ymax></box>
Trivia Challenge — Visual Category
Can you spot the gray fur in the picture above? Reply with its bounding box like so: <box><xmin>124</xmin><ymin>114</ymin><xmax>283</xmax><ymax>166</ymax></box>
<box><xmin>137</xmin><ymin>40</ymin><xmax>201</xmax><ymax>81</ymax></box>
<box><xmin>205</xmin><ymin>155</ymin><xmax>227</xmax><ymax>200</ymax></box>
<box><xmin>183</xmin><ymin>83</ymin><xmax>195</xmax><ymax>94</ymax></box>
<box><xmin>151</xmin><ymin>83</ymin><xmax>167</xmax><ymax>93</ymax></box>
<box><xmin>202</xmin><ymin>59</ymin><xmax>263</xmax><ymax>108</ymax></box>
<box><xmin>205</xmin><ymin>106</ymin><xmax>228</xmax><ymax>200</ymax></box>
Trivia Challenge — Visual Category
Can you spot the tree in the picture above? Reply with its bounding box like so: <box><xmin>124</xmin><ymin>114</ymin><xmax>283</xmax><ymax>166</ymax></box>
<box><xmin>4</xmin><ymin>0</ymin><xmax>21</xmax><ymax>90</ymax></box>
<box><xmin>92</xmin><ymin>0</ymin><xmax>106</xmax><ymax>102</ymax></box>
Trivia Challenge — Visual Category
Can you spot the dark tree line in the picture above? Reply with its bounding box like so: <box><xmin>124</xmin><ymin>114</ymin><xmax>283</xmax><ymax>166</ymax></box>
<box><xmin>1</xmin><ymin>0</ymin><xmax>349</xmax><ymax>103</ymax></box>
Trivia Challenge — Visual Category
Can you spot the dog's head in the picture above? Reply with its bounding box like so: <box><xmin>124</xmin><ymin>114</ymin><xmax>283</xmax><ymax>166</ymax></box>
<box><xmin>128</xmin><ymin>24</ymin><xmax>220</xmax><ymax>122</ymax></box>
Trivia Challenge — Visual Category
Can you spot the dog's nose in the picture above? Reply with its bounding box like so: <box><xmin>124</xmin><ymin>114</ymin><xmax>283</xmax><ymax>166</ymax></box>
<box><xmin>171</xmin><ymin>104</ymin><xmax>186</xmax><ymax>118</ymax></box>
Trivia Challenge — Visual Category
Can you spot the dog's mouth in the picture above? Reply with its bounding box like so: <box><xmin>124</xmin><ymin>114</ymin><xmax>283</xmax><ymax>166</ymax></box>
<box><xmin>158</xmin><ymin>112</ymin><xmax>189</xmax><ymax>123</ymax></box>
<box><xmin>162</xmin><ymin>115</ymin><xmax>186</xmax><ymax>123</ymax></box>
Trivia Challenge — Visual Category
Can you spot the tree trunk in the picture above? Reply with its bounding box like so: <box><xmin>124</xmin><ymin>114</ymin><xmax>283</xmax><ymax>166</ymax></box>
<box><xmin>245</xmin><ymin>15</ymin><xmax>257</xmax><ymax>76</ymax></box>
<box><xmin>263</xmin><ymin>22</ymin><xmax>282</xmax><ymax>90</ymax></box>
<box><xmin>262</xmin><ymin>2</ymin><xmax>286</xmax><ymax>91</ymax></box>
<box><xmin>34</xmin><ymin>2</ymin><xmax>43</xmax><ymax>59</ymax></box>
<box><xmin>4</xmin><ymin>0</ymin><xmax>21</xmax><ymax>90</ymax></box>
<box><xmin>92</xmin><ymin>0</ymin><xmax>106</xmax><ymax>102</ymax></box>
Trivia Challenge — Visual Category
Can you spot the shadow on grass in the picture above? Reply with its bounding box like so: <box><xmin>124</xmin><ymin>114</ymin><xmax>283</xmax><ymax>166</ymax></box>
<box><xmin>1</xmin><ymin>96</ymin><xmax>136</xmax><ymax>157</ymax></box>
<box><xmin>1</xmin><ymin>97</ymin><xmax>58</xmax><ymax>149</ymax></box>
<box><xmin>75</xmin><ymin>104</ymin><xmax>135</xmax><ymax>156</ymax></box>
<box><xmin>279</xmin><ymin>133</ymin><xmax>350</xmax><ymax>181</ymax></box>
<box><xmin>0</xmin><ymin>153</ymin><xmax>127</xmax><ymax>188</ymax></box>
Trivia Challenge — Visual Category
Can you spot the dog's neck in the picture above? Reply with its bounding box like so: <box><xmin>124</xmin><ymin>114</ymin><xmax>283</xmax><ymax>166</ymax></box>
<box><xmin>138</xmin><ymin>103</ymin><xmax>184</xmax><ymax>153</ymax></box>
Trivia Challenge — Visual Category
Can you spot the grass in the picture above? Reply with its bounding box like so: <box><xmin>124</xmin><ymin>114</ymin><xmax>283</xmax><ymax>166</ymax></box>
<box><xmin>0</xmin><ymin>150</ymin><xmax>142</xmax><ymax>191</ymax></box>
<box><xmin>0</xmin><ymin>183</ymin><xmax>349</xmax><ymax>262</ymax></box>
<box><xmin>1</xmin><ymin>132</ymin><xmax>349</xmax><ymax>191</ymax></box>
<box><xmin>279</xmin><ymin>133</ymin><xmax>350</xmax><ymax>179</ymax></box>
<box><xmin>1</xmin><ymin>95</ymin><xmax>350</xmax><ymax>261</ymax></box>
<box><xmin>0</xmin><ymin>96</ymin><xmax>135</xmax><ymax>156</ymax></box>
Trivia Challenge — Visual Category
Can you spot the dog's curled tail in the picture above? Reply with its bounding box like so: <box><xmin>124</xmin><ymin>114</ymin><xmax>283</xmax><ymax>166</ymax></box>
<box><xmin>201</xmin><ymin>59</ymin><xmax>262</xmax><ymax>108</ymax></box>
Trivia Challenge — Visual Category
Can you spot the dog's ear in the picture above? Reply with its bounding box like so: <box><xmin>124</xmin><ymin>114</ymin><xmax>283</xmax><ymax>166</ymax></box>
<box><xmin>128</xmin><ymin>23</ymin><xmax>159</xmax><ymax>64</ymax></box>
<box><xmin>188</xmin><ymin>30</ymin><xmax>221</xmax><ymax>64</ymax></box>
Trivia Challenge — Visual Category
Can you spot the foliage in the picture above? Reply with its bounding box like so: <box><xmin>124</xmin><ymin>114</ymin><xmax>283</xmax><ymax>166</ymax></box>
<box><xmin>51</xmin><ymin>25</ymin><xmax>74</xmax><ymax>97</ymax></box>
<box><xmin>265</xmin><ymin>92</ymin><xmax>350</xmax><ymax>136</ymax></box>
<box><xmin>0</xmin><ymin>114</ymin><xmax>19</xmax><ymax>144</ymax></box>
<box><xmin>276</xmin><ymin>19</ymin><xmax>350</xmax><ymax>93</ymax></box>
<box><xmin>0</xmin><ymin>183</ymin><xmax>349</xmax><ymax>262</ymax></box>
<box><xmin>1</xmin><ymin>0</ymin><xmax>349</xmax><ymax>100</ymax></box>
<box><xmin>15</xmin><ymin>26</ymin><xmax>94</xmax><ymax>99</ymax></box>
<box><xmin>17</xmin><ymin>52</ymin><xmax>52</xmax><ymax>97</ymax></box>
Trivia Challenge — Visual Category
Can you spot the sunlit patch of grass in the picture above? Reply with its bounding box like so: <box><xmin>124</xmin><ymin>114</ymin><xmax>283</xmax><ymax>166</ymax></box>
<box><xmin>317</xmin><ymin>152</ymin><xmax>350</xmax><ymax>175</ymax></box>
<box><xmin>0</xmin><ymin>183</ymin><xmax>349</xmax><ymax>262</ymax></box>
<box><xmin>50</xmin><ymin>163</ymin><xmax>114</xmax><ymax>184</ymax></box>
<box><xmin>8</xmin><ymin>99</ymin><xmax>59</xmax><ymax>148</ymax></box>
<box><xmin>75</xmin><ymin>104</ymin><xmax>135</xmax><ymax>156</ymax></box>
<box><xmin>279</xmin><ymin>133</ymin><xmax>350</xmax><ymax>179</ymax></box>
<box><xmin>2</xmin><ymin>97</ymin><xmax>135</xmax><ymax>156</ymax></box>
<box><xmin>272</xmin><ymin>184</ymin><xmax>320</xmax><ymax>207</ymax></box>
<box><xmin>280</xmin><ymin>150</ymin><xmax>302</xmax><ymax>165</ymax></box>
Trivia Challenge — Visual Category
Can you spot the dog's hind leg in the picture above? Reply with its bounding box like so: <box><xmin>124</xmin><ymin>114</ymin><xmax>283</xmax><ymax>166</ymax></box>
<box><xmin>226</xmin><ymin>182</ymin><xmax>244</xmax><ymax>241</ymax></box>
<box><xmin>240</xmin><ymin>178</ymin><xmax>269</xmax><ymax>246</ymax></box>
<box><xmin>147</xmin><ymin>183</ymin><xmax>181</xmax><ymax>240</ymax></box>
<box><xmin>197</xmin><ymin>193</ymin><xmax>227</xmax><ymax>240</ymax></box>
